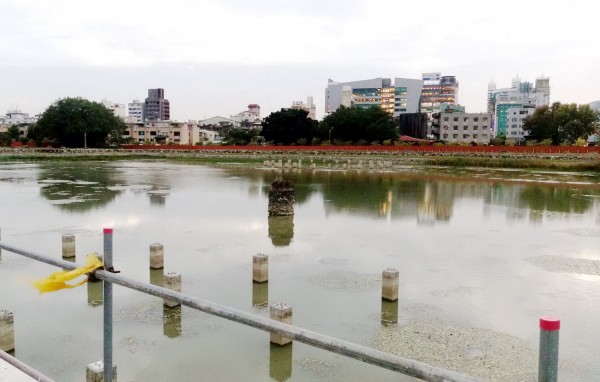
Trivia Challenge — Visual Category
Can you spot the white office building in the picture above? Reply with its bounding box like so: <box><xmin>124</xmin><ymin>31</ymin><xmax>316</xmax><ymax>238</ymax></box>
<box><xmin>325</xmin><ymin>77</ymin><xmax>423</xmax><ymax>117</ymax></box>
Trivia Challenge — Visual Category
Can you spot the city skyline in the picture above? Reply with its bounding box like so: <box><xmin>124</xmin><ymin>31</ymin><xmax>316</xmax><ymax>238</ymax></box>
<box><xmin>1</xmin><ymin>0</ymin><xmax>598</xmax><ymax>121</ymax></box>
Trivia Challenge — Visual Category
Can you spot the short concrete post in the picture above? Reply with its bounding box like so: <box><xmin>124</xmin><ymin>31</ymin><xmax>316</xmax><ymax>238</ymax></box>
<box><xmin>62</xmin><ymin>234</ymin><xmax>76</xmax><ymax>258</ymax></box>
<box><xmin>0</xmin><ymin>309</ymin><xmax>15</xmax><ymax>352</ymax></box>
<box><xmin>253</xmin><ymin>254</ymin><xmax>268</xmax><ymax>283</ymax></box>
<box><xmin>270</xmin><ymin>303</ymin><xmax>292</xmax><ymax>346</ymax></box>
<box><xmin>382</xmin><ymin>268</ymin><xmax>399</xmax><ymax>302</ymax></box>
<box><xmin>149</xmin><ymin>243</ymin><xmax>164</xmax><ymax>269</ymax></box>
<box><xmin>163</xmin><ymin>273</ymin><xmax>181</xmax><ymax>307</ymax></box>
<box><xmin>86</xmin><ymin>361</ymin><xmax>117</xmax><ymax>382</ymax></box>
<box><xmin>538</xmin><ymin>316</ymin><xmax>560</xmax><ymax>382</ymax></box>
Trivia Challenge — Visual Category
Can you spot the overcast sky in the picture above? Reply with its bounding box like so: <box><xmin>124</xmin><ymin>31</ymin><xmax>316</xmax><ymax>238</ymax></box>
<box><xmin>1</xmin><ymin>0</ymin><xmax>598</xmax><ymax>121</ymax></box>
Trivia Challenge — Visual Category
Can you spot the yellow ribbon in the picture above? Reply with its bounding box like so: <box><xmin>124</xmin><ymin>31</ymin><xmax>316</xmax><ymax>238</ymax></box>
<box><xmin>33</xmin><ymin>254</ymin><xmax>104</xmax><ymax>293</ymax></box>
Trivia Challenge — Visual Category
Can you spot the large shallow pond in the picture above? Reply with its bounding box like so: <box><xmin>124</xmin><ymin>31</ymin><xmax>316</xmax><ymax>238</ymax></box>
<box><xmin>1</xmin><ymin>160</ymin><xmax>600</xmax><ymax>381</ymax></box>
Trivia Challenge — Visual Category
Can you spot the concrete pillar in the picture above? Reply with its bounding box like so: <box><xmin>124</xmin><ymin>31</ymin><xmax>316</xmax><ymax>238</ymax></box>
<box><xmin>253</xmin><ymin>254</ymin><xmax>268</xmax><ymax>283</ymax></box>
<box><xmin>163</xmin><ymin>273</ymin><xmax>181</xmax><ymax>308</ymax></box>
<box><xmin>62</xmin><ymin>234</ymin><xmax>75</xmax><ymax>258</ymax></box>
<box><xmin>149</xmin><ymin>243</ymin><xmax>164</xmax><ymax>269</ymax></box>
<box><xmin>86</xmin><ymin>361</ymin><xmax>117</xmax><ymax>382</ymax></box>
<box><xmin>87</xmin><ymin>254</ymin><xmax>102</xmax><ymax>282</ymax></box>
<box><xmin>0</xmin><ymin>309</ymin><xmax>15</xmax><ymax>352</ymax></box>
<box><xmin>382</xmin><ymin>268</ymin><xmax>399</xmax><ymax>302</ymax></box>
<box><xmin>270</xmin><ymin>303</ymin><xmax>292</xmax><ymax>346</ymax></box>
<box><xmin>268</xmin><ymin>180</ymin><xmax>295</xmax><ymax>216</ymax></box>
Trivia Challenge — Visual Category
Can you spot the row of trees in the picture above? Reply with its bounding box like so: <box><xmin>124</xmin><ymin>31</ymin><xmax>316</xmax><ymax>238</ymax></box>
<box><xmin>523</xmin><ymin>102</ymin><xmax>598</xmax><ymax>145</ymax></box>
<box><xmin>261</xmin><ymin>106</ymin><xmax>396</xmax><ymax>145</ymax></box>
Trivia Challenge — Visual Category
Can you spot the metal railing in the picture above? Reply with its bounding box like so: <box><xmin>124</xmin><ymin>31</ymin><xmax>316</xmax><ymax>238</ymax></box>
<box><xmin>2</xmin><ymin>230</ymin><xmax>485</xmax><ymax>382</ymax></box>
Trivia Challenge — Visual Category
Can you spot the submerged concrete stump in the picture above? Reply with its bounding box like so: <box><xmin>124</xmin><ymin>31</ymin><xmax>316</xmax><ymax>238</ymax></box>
<box><xmin>163</xmin><ymin>273</ymin><xmax>182</xmax><ymax>307</ymax></box>
<box><xmin>268</xmin><ymin>180</ymin><xmax>295</xmax><ymax>216</ymax></box>
<box><xmin>149</xmin><ymin>243</ymin><xmax>164</xmax><ymax>269</ymax></box>
<box><xmin>382</xmin><ymin>268</ymin><xmax>399</xmax><ymax>302</ymax></box>
<box><xmin>62</xmin><ymin>234</ymin><xmax>76</xmax><ymax>258</ymax></box>
<box><xmin>270</xmin><ymin>303</ymin><xmax>292</xmax><ymax>346</ymax></box>
<box><xmin>0</xmin><ymin>309</ymin><xmax>15</xmax><ymax>352</ymax></box>
<box><xmin>253</xmin><ymin>254</ymin><xmax>269</xmax><ymax>283</ymax></box>
<box><xmin>86</xmin><ymin>361</ymin><xmax>117</xmax><ymax>382</ymax></box>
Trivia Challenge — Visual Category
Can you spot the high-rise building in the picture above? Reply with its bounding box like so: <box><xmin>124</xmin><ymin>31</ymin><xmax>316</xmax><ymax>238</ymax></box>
<box><xmin>128</xmin><ymin>99</ymin><xmax>144</xmax><ymax>123</ymax></box>
<box><xmin>420</xmin><ymin>73</ymin><xmax>459</xmax><ymax>118</ymax></box>
<box><xmin>325</xmin><ymin>77</ymin><xmax>423</xmax><ymax>117</ymax></box>
<box><xmin>488</xmin><ymin>75</ymin><xmax>550</xmax><ymax>137</ymax></box>
<box><xmin>144</xmin><ymin>88</ymin><xmax>170</xmax><ymax>121</ymax></box>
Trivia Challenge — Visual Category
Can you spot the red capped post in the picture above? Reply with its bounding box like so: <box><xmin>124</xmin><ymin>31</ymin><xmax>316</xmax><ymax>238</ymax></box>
<box><xmin>538</xmin><ymin>316</ymin><xmax>560</xmax><ymax>382</ymax></box>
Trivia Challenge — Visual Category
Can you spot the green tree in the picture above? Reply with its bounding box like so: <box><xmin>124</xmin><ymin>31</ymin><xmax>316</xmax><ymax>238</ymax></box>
<box><xmin>319</xmin><ymin>106</ymin><xmax>396</xmax><ymax>144</ymax></box>
<box><xmin>31</xmin><ymin>97</ymin><xmax>126</xmax><ymax>148</ymax></box>
<box><xmin>223</xmin><ymin>128</ymin><xmax>259</xmax><ymax>145</ymax></box>
<box><xmin>260</xmin><ymin>109</ymin><xmax>318</xmax><ymax>145</ymax></box>
<box><xmin>523</xmin><ymin>102</ymin><xmax>598</xmax><ymax>145</ymax></box>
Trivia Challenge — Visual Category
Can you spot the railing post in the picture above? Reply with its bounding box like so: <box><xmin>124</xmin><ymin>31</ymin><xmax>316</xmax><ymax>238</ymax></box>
<box><xmin>103</xmin><ymin>228</ymin><xmax>114</xmax><ymax>382</ymax></box>
<box><xmin>538</xmin><ymin>316</ymin><xmax>560</xmax><ymax>382</ymax></box>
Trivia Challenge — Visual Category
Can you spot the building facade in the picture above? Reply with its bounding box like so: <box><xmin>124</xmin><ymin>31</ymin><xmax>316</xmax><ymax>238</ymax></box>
<box><xmin>487</xmin><ymin>76</ymin><xmax>550</xmax><ymax>136</ymax></box>
<box><xmin>128</xmin><ymin>99</ymin><xmax>144</xmax><ymax>123</ymax></box>
<box><xmin>439</xmin><ymin>112</ymin><xmax>492</xmax><ymax>144</ymax></box>
<box><xmin>144</xmin><ymin>88</ymin><xmax>170</xmax><ymax>121</ymax></box>
<box><xmin>231</xmin><ymin>104</ymin><xmax>261</xmax><ymax>129</ymax></box>
<box><xmin>101</xmin><ymin>100</ymin><xmax>126</xmax><ymax>119</ymax></box>
<box><xmin>124</xmin><ymin>120</ymin><xmax>192</xmax><ymax>144</ymax></box>
<box><xmin>325</xmin><ymin>77</ymin><xmax>423</xmax><ymax>117</ymax></box>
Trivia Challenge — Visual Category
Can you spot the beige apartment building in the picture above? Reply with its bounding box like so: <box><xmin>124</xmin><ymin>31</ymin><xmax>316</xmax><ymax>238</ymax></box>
<box><xmin>439</xmin><ymin>112</ymin><xmax>491</xmax><ymax>144</ymax></box>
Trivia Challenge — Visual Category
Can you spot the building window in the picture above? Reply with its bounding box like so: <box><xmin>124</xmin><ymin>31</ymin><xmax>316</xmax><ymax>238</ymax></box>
<box><xmin>174</xmin><ymin>132</ymin><xmax>180</xmax><ymax>136</ymax></box>
<box><xmin>453</xmin><ymin>126</ymin><xmax>458</xmax><ymax>130</ymax></box>
<box><xmin>443</xmin><ymin>134</ymin><xmax>448</xmax><ymax>138</ymax></box>
<box><xmin>474</xmin><ymin>117</ymin><xmax>479</xmax><ymax>122</ymax></box>
<box><xmin>444</xmin><ymin>117</ymin><xmax>449</xmax><ymax>121</ymax></box>
<box><xmin>464</xmin><ymin>117</ymin><xmax>469</xmax><ymax>122</ymax></box>
<box><xmin>453</xmin><ymin>117</ymin><xmax>459</xmax><ymax>121</ymax></box>
<box><xmin>463</xmin><ymin>126</ymin><xmax>468</xmax><ymax>130</ymax></box>
<box><xmin>511</xmin><ymin>131</ymin><xmax>517</xmax><ymax>135</ymax></box>
<box><xmin>473</xmin><ymin>126</ymin><xmax>478</xmax><ymax>130</ymax></box>
<box><xmin>473</xmin><ymin>134</ymin><xmax>478</xmax><ymax>138</ymax></box>
<box><xmin>463</xmin><ymin>134</ymin><xmax>470</xmax><ymax>139</ymax></box>
<box><xmin>453</xmin><ymin>134</ymin><xmax>458</xmax><ymax>138</ymax></box>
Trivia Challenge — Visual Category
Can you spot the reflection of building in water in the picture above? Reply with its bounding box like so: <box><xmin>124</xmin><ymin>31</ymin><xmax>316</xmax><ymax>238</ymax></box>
<box><xmin>416</xmin><ymin>182</ymin><xmax>455</xmax><ymax>223</ymax></box>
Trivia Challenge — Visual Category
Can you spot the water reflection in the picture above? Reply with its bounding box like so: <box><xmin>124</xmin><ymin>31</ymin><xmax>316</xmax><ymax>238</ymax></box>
<box><xmin>38</xmin><ymin>163</ymin><xmax>124</xmax><ymax>212</ymax></box>
<box><xmin>380</xmin><ymin>300</ymin><xmax>398</xmax><ymax>326</ymax></box>
<box><xmin>150</xmin><ymin>268</ymin><xmax>164</xmax><ymax>287</ymax></box>
<box><xmin>163</xmin><ymin>306</ymin><xmax>182</xmax><ymax>338</ymax></box>
<box><xmin>237</xmin><ymin>169</ymin><xmax>600</xmax><ymax>222</ymax></box>
<box><xmin>269</xmin><ymin>343</ymin><xmax>292</xmax><ymax>381</ymax></box>
<box><xmin>252</xmin><ymin>282</ymin><xmax>269</xmax><ymax>308</ymax></box>
<box><xmin>268</xmin><ymin>216</ymin><xmax>294</xmax><ymax>247</ymax></box>
<box><xmin>87</xmin><ymin>280</ymin><xmax>103</xmax><ymax>307</ymax></box>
